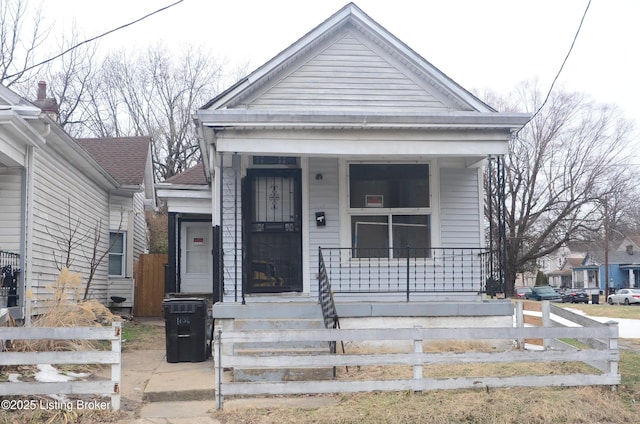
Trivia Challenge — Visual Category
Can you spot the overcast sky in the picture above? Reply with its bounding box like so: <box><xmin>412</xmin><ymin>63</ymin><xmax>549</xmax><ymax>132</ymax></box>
<box><xmin>43</xmin><ymin>0</ymin><xmax>639</xmax><ymax>129</ymax></box>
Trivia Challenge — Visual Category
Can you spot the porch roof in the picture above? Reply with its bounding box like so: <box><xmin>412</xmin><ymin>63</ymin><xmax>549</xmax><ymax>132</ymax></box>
<box><xmin>197</xmin><ymin>110</ymin><xmax>530</xmax><ymax>130</ymax></box>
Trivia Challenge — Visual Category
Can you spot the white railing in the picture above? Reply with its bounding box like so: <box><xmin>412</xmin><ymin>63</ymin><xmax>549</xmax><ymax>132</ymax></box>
<box><xmin>213</xmin><ymin>303</ymin><xmax>619</xmax><ymax>410</ymax></box>
<box><xmin>0</xmin><ymin>321</ymin><xmax>122</xmax><ymax>410</ymax></box>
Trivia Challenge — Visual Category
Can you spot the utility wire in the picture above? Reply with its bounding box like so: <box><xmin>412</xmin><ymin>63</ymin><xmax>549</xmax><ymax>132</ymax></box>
<box><xmin>517</xmin><ymin>0</ymin><xmax>592</xmax><ymax>135</ymax></box>
<box><xmin>5</xmin><ymin>0</ymin><xmax>184</xmax><ymax>79</ymax></box>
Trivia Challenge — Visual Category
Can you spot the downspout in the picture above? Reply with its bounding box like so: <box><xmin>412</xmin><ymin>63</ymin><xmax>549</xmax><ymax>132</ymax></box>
<box><xmin>23</xmin><ymin>146</ymin><xmax>35</xmax><ymax>325</ymax></box>
<box><xmin>219</xmin><ymin>152</ymin><xmax>224</xmax><ymax>302</ymax></box>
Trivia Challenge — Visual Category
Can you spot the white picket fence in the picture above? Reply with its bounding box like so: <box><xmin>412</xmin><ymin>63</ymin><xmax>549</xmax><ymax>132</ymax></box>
<box><xmin>0</xmin><ymin>312</ymin><xmax>121</xmax><ymax>410</ymax></box>
<box><xmin>214</xmin><ymin>302</ymin><xmax>620</xmax><ymax>410</ymax></box>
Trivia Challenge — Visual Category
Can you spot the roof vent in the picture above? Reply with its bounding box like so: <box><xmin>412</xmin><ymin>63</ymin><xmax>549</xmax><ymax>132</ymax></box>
<box><xmin>626</xmin><ymin>245</ymin><xmax>634</xmax><ymax>255</ymax></box>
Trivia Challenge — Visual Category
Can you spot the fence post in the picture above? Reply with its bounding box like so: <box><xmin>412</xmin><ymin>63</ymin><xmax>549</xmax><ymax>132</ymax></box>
<box><xmin>515</xmin><ymin>302</ymin><xmax>524</xmax><ymax>349</ymax></box>
<box><xmin>542</xmin><ymin>301</ymin><xmax>551</xmax><ymax>350</ymax></box>
<box><xmin>214</xmin><ymin>328</ymin><xmax>223</xmax><ymax>410</ymax></box>
<box><xmin>605</xmin><ymin>320</ymin><xmax>619</xmax><ymax>391</ymax></box>
<box><xmin>111</xmin><ymin>321</ymin><xmax>122</xmax><ymax>410</ymax></box>
<box><xmin>413</xmin><ymin>325</ymin><xmax>423</xmax><ymax>392</ymax></box>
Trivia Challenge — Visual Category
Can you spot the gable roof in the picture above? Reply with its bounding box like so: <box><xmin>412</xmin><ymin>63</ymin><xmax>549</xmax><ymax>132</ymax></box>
<box><xmin>198</xmin><ymin>2</ymin><xmax>529</xmax><ymax>130</ymax></box>
<box><xmin>76</xmin><ymin>137</ymin><xmax>151</xmax><ymax>186</ymax></box>
<box><xmin>163</xmin><ymin>162</ymin><xmax>208</xmax><ymax>185</ymax></box>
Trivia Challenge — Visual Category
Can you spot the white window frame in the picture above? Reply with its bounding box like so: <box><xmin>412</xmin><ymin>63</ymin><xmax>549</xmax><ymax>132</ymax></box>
<box><xmin>345</xmin><ymin>161</ymin><xmax>432</xmax><ymax>261</ymax></box>
<box><xmin>108</xmin><ymin>231</ymin><xmax>126</xmax><ymax>277</ymax></box>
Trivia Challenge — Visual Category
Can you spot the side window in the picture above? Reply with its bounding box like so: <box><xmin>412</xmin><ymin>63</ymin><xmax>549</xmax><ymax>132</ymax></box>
<box><xmin>108</xmin><ymin>232</ymin><xmax>126</xmax><ymax>276</ymax></box>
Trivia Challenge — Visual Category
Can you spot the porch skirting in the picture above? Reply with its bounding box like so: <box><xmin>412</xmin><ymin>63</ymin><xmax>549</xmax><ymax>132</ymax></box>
<box><xmin>212</xmin><ymin>300</ymin><xmax>513</xmax><ymax>320</ymax></box>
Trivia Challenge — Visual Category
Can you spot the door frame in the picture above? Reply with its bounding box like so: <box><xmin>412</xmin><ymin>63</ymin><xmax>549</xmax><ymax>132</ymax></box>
<box><xmin>243</xmin><ymin>168</ymin><xmax>303</xmax><ymax>294</ymax></box>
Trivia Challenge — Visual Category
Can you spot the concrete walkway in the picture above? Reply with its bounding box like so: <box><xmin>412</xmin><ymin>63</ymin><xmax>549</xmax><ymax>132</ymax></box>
<box><xmin>112</xmin><ymin>317</ymin><xmax>219</xmax><ymax>423</ymax></box>
<box><xmin>116</xmin><ymin>319</ymin><xmax>333</xmax><ymax>423</ymax></box>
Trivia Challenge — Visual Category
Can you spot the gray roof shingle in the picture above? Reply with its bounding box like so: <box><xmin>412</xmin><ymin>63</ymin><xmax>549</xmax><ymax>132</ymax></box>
<box><xmin>76</xmin><ymin>137</ymin><xmax>150</xmax><ymax>186</ymax></box>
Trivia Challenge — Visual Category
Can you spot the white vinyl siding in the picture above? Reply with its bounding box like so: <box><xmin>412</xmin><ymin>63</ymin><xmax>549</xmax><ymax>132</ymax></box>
<box><xmin>247</xmin><ymin>30</ymin><xmax>456</xmax><ymax>113</ymax></box>
<box><xmin>29</xmin><ymin>146</ymin><xmax>110</xmax><ymax>312</ymax></box>
<box><xmin>132</xmin><ymin>191</ymin><xmax>148</xmax><ymax>261</ymax></box>
<box><xmin>0</xmin><ymin>167</ymin><xmax>23</xmax><ymax>252</ymax></box>
<box><xmin>439</xmin><ymin>168</ymin><xmax>482</xmax><ymax>247</ymax></box>
<box><xmin>308</xmin><ymin>157</ymin><xmax>340</xmax><ymax>296</ymax></box>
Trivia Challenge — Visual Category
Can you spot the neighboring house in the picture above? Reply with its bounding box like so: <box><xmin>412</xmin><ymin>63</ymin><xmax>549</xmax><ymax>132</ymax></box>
<box><xmin>546</xmin><ymin>236</ymin><xmax>640</xmax><ymax>294</ymax></box>
<box><xmin>161</xmin><ymin>4</ymin><xmax>529</xmax><ymax>329</ymax></box>
<box><xmin>582</xmin><ymin>241</ymin><xmax>640</xmax><ymax>293</ymax></box>
<box><xmin>548</xmin><ymin>257</ymin><xmax>592</xmax><ymax>289</ymax></box>
<box><xmin>155</xmin><ymin>162</ymin><xmax>211</xmax><ymax>294</ymax></box>
<box><xmin>0</xmin><ymin>82</ymin><xmax>151</xmax><ymax>321</ymax></box>
<box><xmin>76</xmin><ymin>137</ymin><xmax>156</xmax><ymax>309</ymax></box>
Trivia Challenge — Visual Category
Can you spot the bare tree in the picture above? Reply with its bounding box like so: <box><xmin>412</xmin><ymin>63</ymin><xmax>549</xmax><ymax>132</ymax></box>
<box><xmin>81</xmin><ymin>212</ymin><xmax>123</xmax><ymax>300</ymax></box>
<box><xmin>45</xmin><ymin>197</ymin><xmax>123</xmax><ymax>300</ymax></box>
<box><xmin>0</xmin><ymin>0</ymin><xmax>49</xmax><ymax>89</ymax></box>
<box><xmin>72</xmin><ymin>44</ymin><xmax>223</xmax><ymax>181</ymax></box>
<box><xmin>485</xmin><ymin>81</ymin><xmax>636</xmax><ymax>296</ymax></box>
<box><xmin>46</xmin><ymin>198</ymin><xmax>89</xmax><ymax>271</ymax></box>
<box><xmin>41</xmin><ymin>26</ymin><xmax>100</xmax><ymax>135</ymax></box>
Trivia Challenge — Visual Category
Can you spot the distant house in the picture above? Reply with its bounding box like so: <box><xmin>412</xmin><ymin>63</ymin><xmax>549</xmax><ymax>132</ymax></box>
<box><xmin>548</xmin><ymin>257</ymin><xmax>595</xmax><ymax>289</ymax></box>
<box><xmin>545</xmin><ymin>236</ymin><xmax>640</xmax><ymax>295</ymax></box>
<box><xmin>582</xmin><ymin>239</ymin><xmax>640</xmax><ymax>292</ymax></box>
<box><xmin>0</xmin><ymin>82</ymin><xmax>152</xmax><ymax>321</ymax></box>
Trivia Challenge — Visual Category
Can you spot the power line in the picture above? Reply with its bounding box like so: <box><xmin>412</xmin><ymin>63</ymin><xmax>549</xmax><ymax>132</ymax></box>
<box><xmin>517</xmin><ymin>0</ymin><xmax>592</xmax><ymax>135</ymax></box>
<box><xmin>5</xmin><ymin>0</ymin><xmax>184</xmax><ymax>79</ymax></box>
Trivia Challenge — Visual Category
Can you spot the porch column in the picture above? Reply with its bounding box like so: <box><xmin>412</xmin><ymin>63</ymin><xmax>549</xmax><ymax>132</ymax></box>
<box><xmin>629</xmin><ymin>269</ymin><xmax>634</xmax><ymax>288</ymax></box>
<box><xmin>583</xmin><ymin>270</ymin><xmax>588</xmax><ymax>289</ymax></box>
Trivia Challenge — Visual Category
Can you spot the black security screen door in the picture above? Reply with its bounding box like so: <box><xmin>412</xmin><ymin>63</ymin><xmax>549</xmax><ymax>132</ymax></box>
<box><xmin>244</xmin><ymin>169</ymin><xmax>302</xmax><ymax>293</ymax></box>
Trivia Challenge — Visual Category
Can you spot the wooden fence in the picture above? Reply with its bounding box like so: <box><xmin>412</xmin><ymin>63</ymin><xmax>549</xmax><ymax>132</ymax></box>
<box><xmin>0</xmin><ymin>318</ymin><xmax>121</xmax><ymax>410</ymax></box>
<box><xmin>213</xmin><ymin>302</ymin><xmax>620</xmax><ymax>410</ymax></box>
<box><xmin>134</xmin><ymin>253</ymin><xmax>167</xmax><ymax>317</ymax></box>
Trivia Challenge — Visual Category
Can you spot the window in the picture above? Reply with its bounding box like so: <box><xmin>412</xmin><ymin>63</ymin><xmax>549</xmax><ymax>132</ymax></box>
<box><xmin>348</xmin><ymin>163</ymin><xmax>431</xmax><ymax>258</ymax></box>
<box><xmin>108</xmin><ymin>232</ymin><xmax>125</xmax><ymax>276</ymax></box>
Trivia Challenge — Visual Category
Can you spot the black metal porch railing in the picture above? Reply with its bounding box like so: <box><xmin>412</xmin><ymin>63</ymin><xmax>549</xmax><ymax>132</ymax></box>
<box><xmin>1</xmin><ymin>250</ymin><xmax>20</xmax><ymax>308</ymax></box>
<box><xmin>319</xmin><ymin>247</ymin><xmax>498</xmax><ymax>301</ymax></box>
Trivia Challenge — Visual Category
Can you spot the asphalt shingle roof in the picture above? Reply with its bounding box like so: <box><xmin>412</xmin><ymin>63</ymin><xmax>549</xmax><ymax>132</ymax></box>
<box><xmin>76</xmin><ymin>137</ymin><xmax>150</xmax><ymax>186</ymax></box>
<box><xmin>164</xmin><ymin>162</ymin><xmax>208</xmax><ymax>185</ymax></box>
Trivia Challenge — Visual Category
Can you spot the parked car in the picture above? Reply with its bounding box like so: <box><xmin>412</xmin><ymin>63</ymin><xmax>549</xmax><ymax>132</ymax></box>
<box><xmin>525</xmin><ymin>286</ymin><xmax>562</xmax><ymax>301</ymax></box>
<box><xmin>561</xmin><ymin>289</ymin><xmax>589</xmax><ymax>304</ymax></box>
<box><xmin>515</xmin><ymin>287</ymin><xmax>532</xmax><ymax>299</ymax></box>
<box><xmin>607</xmin><ymin>288</ymin><xmax>640</xmax><ymax>305</ymax></box>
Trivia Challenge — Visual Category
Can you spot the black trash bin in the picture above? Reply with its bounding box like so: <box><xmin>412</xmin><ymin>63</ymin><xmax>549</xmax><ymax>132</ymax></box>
<box><xmin>591</xmin><ymin>294</ymin><xmax>599</xmax><ymax>305</ymax></box>
<box><xmin>162</xmin><ymin>298</ymin><xmax>207</xmax><ymax>363</ymax></box>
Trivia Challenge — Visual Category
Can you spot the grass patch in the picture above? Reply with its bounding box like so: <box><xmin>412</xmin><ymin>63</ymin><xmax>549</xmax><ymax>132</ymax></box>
<box><xmin>560</xmin><ymin>303</ymin><xmax>640</xmax><ymax>319</ymax></box>
<box><xmin>121</xmin><ymin>320</ymin><xmax>165</xmax><ymax>351</ymax></box>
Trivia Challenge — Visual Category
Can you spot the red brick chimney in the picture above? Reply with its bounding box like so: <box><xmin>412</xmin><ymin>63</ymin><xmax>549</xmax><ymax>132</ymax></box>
<box><xmin>33</xmin><ymin>80</ymin><xmax>59</xmax><ymax>118</ymax></box>
<box><xmin>37</xmin><ymin>81</ymin><xmax>46</xmax><ymax>101</ymax></box>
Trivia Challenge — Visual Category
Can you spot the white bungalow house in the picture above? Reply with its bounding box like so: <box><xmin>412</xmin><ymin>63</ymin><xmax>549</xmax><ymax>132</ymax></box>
<box><xmin>0</xmin><ymin>83</ymin><xmax>153</xmax><ymax>321</ymax></box>
<box><xmin>162</xmin><ymin>3</ymin><xmax>529</xmax><ymax>330</ymax></box>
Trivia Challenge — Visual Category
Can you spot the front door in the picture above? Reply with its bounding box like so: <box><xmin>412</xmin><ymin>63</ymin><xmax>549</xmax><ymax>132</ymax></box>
<box><xmin>244</xmin><ymin>169</ymin><xmax>302</xmax><ymax>293</ymax></box>
<box><xmin>180</xmin><ymin>221</ymin><xmax>212</xmax><ymax>293</ymax></box>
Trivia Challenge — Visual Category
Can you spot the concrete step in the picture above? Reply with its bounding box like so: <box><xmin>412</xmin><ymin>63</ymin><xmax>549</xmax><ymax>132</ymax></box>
<box><xmin>233</xmin><ymin>318</ymin><xmax>325</xmax><ymax>330</ymax></box>
<box><xmin>234</xmin><ymin>346</ymin><xmax>329</xmax><ymax>356</ymax></box>
<box><xmin>229</xmin><ymin>316</ymin><xmax>333</xmax><ymax>382</ymax></box>
<box><xmin>233</xmin><ymin>366</ymin><xmax>335</xmax><ymax>382</ymax></box>
<box><xmin>143</xmin><ymin>357</ymin><xmax>215</xmax><ymax>403</ymax></box>
<box><xmin>232</xmin><ymin>318</ymin><xmax>328</xmax><ymax>351</ymax></box>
